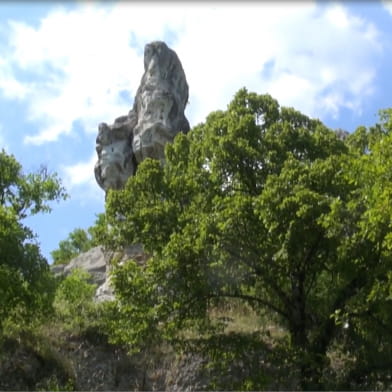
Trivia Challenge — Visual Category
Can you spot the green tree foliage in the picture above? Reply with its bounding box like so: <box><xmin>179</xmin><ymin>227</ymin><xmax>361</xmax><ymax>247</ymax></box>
<box><xmin>333</xmin><ymin>110</ymin><xmax>392</xmax><ymax>388</ymax></box>
<box><xmin>51</xmin><ymin>228</ymin><xmax>92</xmax><ymax>265</ymax></box>
<box><xmin>51</xmin><ymin>214</ymin><xmax>105</xmax><ymax>265</ymax></box>
<box><xmin>103</xmin><ymin>89</ymin><xmax>392</xmax><ymax>389</ymax></box>
<box><xmin>0</xmin><ymin>150</ymin><xmax>67</xmax><ymax>332</ymax></box>
<box><xmin>53</xmin><ymin>268</ymin><xmax>97</xmax><ymax>333</ymax></box>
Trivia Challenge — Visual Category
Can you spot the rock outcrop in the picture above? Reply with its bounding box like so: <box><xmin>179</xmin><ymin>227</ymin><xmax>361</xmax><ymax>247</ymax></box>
<box><xmin>63</xmin><ymin>246</ymin><xmax>107</xmax><ymax>287</ymax></box>
<box><xmin>94</xmin><ymin>116</ymin><xmax>137</xmax><ymax>191</ymax></box>
<box><xmin>95</xmin><ymin>41</ymin><xmax>189</xmax><ymax>193</ymax></box>
<box><xmin>51</xmin><ymin>244</ymin><xmax>149</xmax><ymax>302</ymax></box>
<box><xmin>0</xmin><ymin>331</ymin><xmax>298</xmax><ymax>391</ymax></box>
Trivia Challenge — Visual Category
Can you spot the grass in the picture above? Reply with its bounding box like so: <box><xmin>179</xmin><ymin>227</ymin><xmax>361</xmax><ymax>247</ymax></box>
<box><xmin>208</xmin><ymin>297</ymin><xmax>287</xmax><ymax>341</ymax></box>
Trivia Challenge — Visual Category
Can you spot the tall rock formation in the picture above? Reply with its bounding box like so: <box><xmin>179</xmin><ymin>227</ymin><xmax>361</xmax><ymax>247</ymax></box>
<box><xmin>95</xmin><ymin>41</ymin><xmax>190</xmax><ymax>193</ymax></box>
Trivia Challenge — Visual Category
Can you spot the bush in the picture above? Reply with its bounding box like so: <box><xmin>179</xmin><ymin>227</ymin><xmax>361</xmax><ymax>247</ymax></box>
<box><xmin>53</xmin><ymin>269</ymin><xmax>97</xmax><ymax>333</ymax></box>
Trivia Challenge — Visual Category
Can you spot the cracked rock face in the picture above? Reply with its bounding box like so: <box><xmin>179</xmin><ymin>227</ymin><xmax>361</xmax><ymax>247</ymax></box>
<box><xmin>95</xmin><ymin>41</ymin><xmax>189</xmax><ymax>193</ymax></box>
<box><xmin>132</xmin><ymin>41</ymin><xmax>190</xmax><ymax>163</ymax></box>
<box><xmin>94</xmin><ymin>114</ymin><xmax>136</xmax><ymax>191</ymax></box>
<box><xmin>50</xmin><ymin>244</ymin><xmax>149</xmax><ymax>303</ymax></box>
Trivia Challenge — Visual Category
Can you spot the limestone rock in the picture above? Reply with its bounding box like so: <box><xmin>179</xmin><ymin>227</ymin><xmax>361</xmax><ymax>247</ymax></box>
<box><xmin>50</xmin><ymin>263</ymin><xmax>66</xmax><ymax>276</ymax></box>
<box><xmin>51</xmin><ymin>246</ymin><xmax>113</xmax><ymax>301</ymax></box>
<box><xmin>63</xmin><ymin>246</ymin><xmax>107</xmax><ymax>286</ymax></box>
<box><xmin>94</xmin><ymin>278</ymin><xmax>114</xmax><ymax>303</ymax></box>
<box><xmin>94</xmin><ymin>114</ymin><xmax>137</xmax><ymax>192</ymax></box>
<box><xmin>51</xmin><ymin>244</ymin><xmax>150</xmax><ymax>302</ymax></box>
<box><xmin>132</xmin><ymin>41</ymin><xmax>190</xmax><ymax>163</ymax></box>
<box><xmin>95</xmin><ymin>41</ymin><xmax>189</xmax><ymax>193</ymax></box>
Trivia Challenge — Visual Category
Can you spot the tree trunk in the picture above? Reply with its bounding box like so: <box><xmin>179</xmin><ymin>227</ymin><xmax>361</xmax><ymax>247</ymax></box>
<box><xmin>289</xmin><ymin>275</ymin><xmax>327</xmax><ymax>390</ymax></box>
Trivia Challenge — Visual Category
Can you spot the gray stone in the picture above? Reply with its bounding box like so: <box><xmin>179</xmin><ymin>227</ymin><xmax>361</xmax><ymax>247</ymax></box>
<box><xmin>95</xmin><ymin>41</ymin><xmax>189</xmax><ymax>193</ymax></box>
<box><xmin>94</xmin><ymin>114</ymin><xmax>137</xmax><ymax>192</ymax></box>
<box><xmin>51</xmin><ymin>244</ymin><xmax>150</xmax><ymax>302</ymax></box>
<box><xmin>93</xmin><ymin>243</ymin><xmax>149</xmax><ymax>302</ymax></box>
<box><xmin>50</xmin><ymin>246</ymin><xmax>111</xmax><ymax>301</ymax></box>
<box><xmin>94</xmin><ymin>278</ymin><xmax>114</xmax><ymax>303</ymax></box>
<box><xmin>132</xmin><ymin>41</ymin><xmax>190</xmax><ymax>164</ymax></box>
<box><xmin>50</xmin><ymin>263</ymin><xmax>66</xmax><ymax>276</ymax></box>
<box><xmin>63</xmin><ymin>246</ymin><xmax>107</xmax><ymax>286</ymax></box>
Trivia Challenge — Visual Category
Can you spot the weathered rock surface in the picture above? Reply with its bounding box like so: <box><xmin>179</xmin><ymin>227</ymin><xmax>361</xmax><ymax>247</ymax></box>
<box><xmin>95</xmin><ymin>41</ymin><xmax>189</xmax><ymax>193</ymax></box>
<box><xmin>51</xmin><ymin>246</ymin><xmax>110</xmax><ymax>301</ymax></box>
<box><xmin>132</xmin><ymin>41</ymin><xmax>190</xmax><ymax>164</ymax></box>
<box><xmin>0</xmin><ymin>332</ymin><xmax>298</xmax><ymax>391</ymax></box>
<box><xmin>51</xmin><ymin>244</ymin><xmax>149</xmax><ymax>302</ymax></box>
<box><xmin>63</xmin><ymin>246</ymin><xmax>107</xmax><ymax>286</ymax></box>
<box><xmin>0</xmin><ymin>333</ymin><xmax>173</xmax><ymax>391</ymax></box>
<box><xmin>94</xmin><ymin>115</ymin><xmax>137</xmax><ymax>191</ymax></box>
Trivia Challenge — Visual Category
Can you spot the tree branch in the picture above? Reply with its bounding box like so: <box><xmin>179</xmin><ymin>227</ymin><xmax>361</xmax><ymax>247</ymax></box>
<box><xmin>208</xmin><ymin>292</ymin><xmax>289</xmax><ymax>320</ymax></box>
<box><xmin>222</xmin><ymin>240</ymin><xmax>292</xmax><ymax>311</ymax></box>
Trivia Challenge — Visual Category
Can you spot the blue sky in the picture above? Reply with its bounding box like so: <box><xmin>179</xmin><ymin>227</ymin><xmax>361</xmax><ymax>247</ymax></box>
<box><xmin>1</xmin><ymin>1</ymin><xmax>392</xmax><ymax>262</ymax></box>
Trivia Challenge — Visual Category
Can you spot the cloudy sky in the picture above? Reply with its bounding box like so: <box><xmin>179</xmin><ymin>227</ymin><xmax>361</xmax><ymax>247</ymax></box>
<box><xmin>1</xmin><ymin>1</ymin><xmax>392</xmax><ymax>262</ymax></box>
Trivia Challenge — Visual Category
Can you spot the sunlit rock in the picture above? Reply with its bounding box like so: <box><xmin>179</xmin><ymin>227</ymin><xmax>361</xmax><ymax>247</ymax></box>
<box><xmin>95</xmin><ymin>41</ymin><xmax>189</xmax><ymax>193</ymax></box>
<box><xmin>132</xmin><ymin>41</ymin><xmax>190</xmax><ymax>163</ymax></box>
<box><xmin>94</xmin><ymin>114</ymin><xmax>136</xmax><ymax>192</ymax></box>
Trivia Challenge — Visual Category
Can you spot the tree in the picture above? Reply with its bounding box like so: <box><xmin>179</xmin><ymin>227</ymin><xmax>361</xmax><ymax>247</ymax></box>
<box><xmin>51</xmin><ymin>214</ymin><xmax>106</xmax><ymax>265</ymax></box>
<box><xmin>333</xmin><ymin>111</ymin><xmax>392</xmax><ymax>387</ymax></box>
<box><xmin>51</xmin><ymin>228</ymin><xmax>92</xmax><ymax>265</ymax></box>
<box><xmin>53</xmin><ymin>268</ymin><xmax>97</xmax><ymax>333</ymax></box>
<box><xmin>0</xmin><ymin>150</ymin><xmax>67</xmax><ymax>332</ymax></box>
<box><xmin>103</xmin><ymin>89</ymin><xmax>392</xmax><ymax>389</ymax></box>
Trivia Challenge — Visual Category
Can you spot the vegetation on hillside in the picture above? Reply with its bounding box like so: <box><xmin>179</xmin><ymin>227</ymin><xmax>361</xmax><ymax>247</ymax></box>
<box><xmin>0</xmin><ymin>150</ymin><xmax>67</xmax><ymax>333</ymax></box>
<box><xmin>2</xmin><ymin>89</ymin><xmax>392</xmax><ymax>390</ymax></box>
<box><xmin>101</xmin><ymin>89</ymin><xmax>392</xmax><ymax>390</ymax></box>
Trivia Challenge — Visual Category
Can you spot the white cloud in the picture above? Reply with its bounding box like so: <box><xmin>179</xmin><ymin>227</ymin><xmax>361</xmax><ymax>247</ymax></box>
<box><xmin>0</xmin><ymin>60</ymin><xmax>30</xmax><ymax>100</ymax></box>
<box><xmin>325</xmin><ymin>3</ymin><xmax>351</xmax><ymax>29</ymax></box>
<box><xmin>0</xmin><ymin>1</ymin><xmax>384</xmax><ymax>174</ymax></box>
<box><xmin>61</xmin><ymin>152</ymin><xmax>104</xmax><ymax>203</ymax></box>
<box><xmin>383</xmin><ymin>0</ymin><xmax>392</xmax><ymax>16</ymax></box>
<box><xmin>3</xmin><ymin>4</ymin><xmax>145</xmax><ymax>145</ymax></box>
<box><xmin>174</xmin><ymin>2</ymin><xmax>382</xmax><ymax>123</ymax></box>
